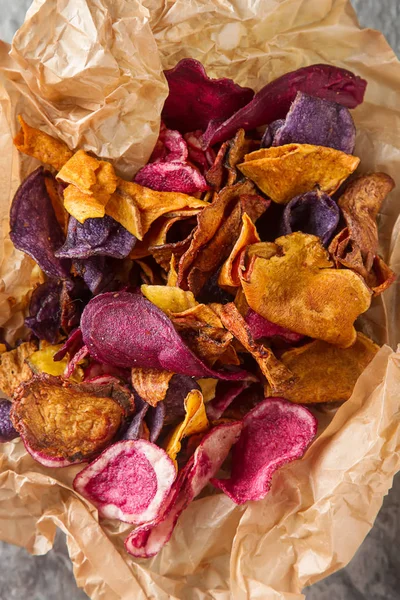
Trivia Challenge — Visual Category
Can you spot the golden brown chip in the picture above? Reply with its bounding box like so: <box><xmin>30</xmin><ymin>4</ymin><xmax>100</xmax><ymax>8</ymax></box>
<box><xmin>269</xmin><ymin>332</ymin><xmax>379</xmax><ymax>404</ymax></box>
<box><xmin>366</xmin><ymin>255</ymin><xmax>396</xmax><ymax>295</ymax></box>
<box><xmin>205</xmin><ymin>141</ymin><xmax>230</xmax><ymax>190</ymax></box>
<box><xmin>0</xmin><ymin>341</ymin><xmax>38</xmax><ymax>398</ymax></box>
<box><xmin>63</xmin><ymin>184</ymin><xmax>108</xmax><ymax>222</ymax></box>
<box><xmin>131</xmin><ymin>368</ymin><xmax>175</xmax><ymax>406</ymax></box>
<box><xmin>219</xmin><ymin>213</ymin><xmax>260</xmax><ymax>289</ymax></box>
<box><xmin>141</xmin><ymin>284</ymin><xmax>197</xmax><ymax>314</ymax></box>
<box><xmin>241</xmin><ymin>232</ymin><xmax>372</xmax><ymax>347</ymax></box>
<box><xmin>13</xmin><ymin>116</ymin><xmax>73</xmax><ymax>171</ymax></box>
<box><xmin>167</xmin><ymin>255</ymin><xmax>179</xmax><ymax>286</ymax></box>
<box><xmin>238</xmin><ymin>144</ymin><xmax>360</xmax><ymax>204</ymax></box>
<box><xmin>106</xmin><ymin>180</ymin><xmax>206</xmax><ymax>240</ymax></box>
<box><xmin>11</xmin><ymin>375</ymin><xmax>134</xmax><ymax>464</ymax></box>
<box><xmin>225</xmin><ymin>129</ymin><xmax>256</xmax><ymax>186</ymax></box>
<box><xmin>338</xmin><ymin>173</ymin><xmax>395</xmax><ymax>270</ymax></box>
<box><xmin>214</xmin><ymin>303</ymin><xmax>294</xmax><ymax>389</ymax></box>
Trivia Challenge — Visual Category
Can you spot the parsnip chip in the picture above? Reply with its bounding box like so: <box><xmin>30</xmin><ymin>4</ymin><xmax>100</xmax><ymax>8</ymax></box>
<box><xmin>0</xmin><ymin>341</ymin><xmax>37</xmax><ymax>398</ymax></box>
<box><xmin>238</xmin><ymin>144</ymin><xmax>360</xmax><ymax>204</ymax></box>
<box><xmin>241</xmin><ymin>232</ymin><xmax>372</xmax><ymax>347</ymax></box>
<box><xmin>215</xmin><ymin>303</ymin><xmax>294</xmax><ymax>390</ymax></box>
<box><xmin>13</xmin><ymin>116</ymin><xmax>73</xmax><ymax>171</ymax></box>
<box><xmin>106</xmin><ymin>180</ymin><xmax>207</xmax><ymax>240</ymax></box>
<box><xmin>141</xmin><ymin>284</ymin><xmax>197</xmax><ymax>313</ymax></box>
<box><xmin>219</xmin><ymin>212</ymin><xmax>260</xmax><ymax>288</ymax></box>
<box><xmin>270</xmin><ymin>332</ymin><xmax>379</xmax><ymax>404</ymax></box>
<box><xmin>131</xmin><ymin>368</ymin><xmax>175</xmax><ymax>407</ymax></box>
<box><xmin>28</xmin><ymin>344</ymin><xmax>83</xmax><ymax>382</ymax></box>
<box><xmin>164</xmin><ymin>390</ymin><xmax>209</xmax><ymax>465</ymax></box>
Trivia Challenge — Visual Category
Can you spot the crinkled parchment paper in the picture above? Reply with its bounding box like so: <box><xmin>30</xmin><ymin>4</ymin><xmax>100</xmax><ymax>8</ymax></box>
<box><xmin>1</xmin><ymin>1</ymin><xmax>400</xmax><ymax>598</ymax></box>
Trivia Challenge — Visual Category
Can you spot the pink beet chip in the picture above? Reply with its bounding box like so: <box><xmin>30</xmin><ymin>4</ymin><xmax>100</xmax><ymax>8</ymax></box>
<box><xmin>162</xmin><ymin>58</ymin><xmax>254</xmax><ymax>133</ymax></box>
<box><xmin>150</xmin><ymin>127</ymin><xmax>188</xmax><ymax>164</ymax></box>
<box><xmin>125</xmin><ymin>421</ymin><xmax>243</xmax><ymax>558</ymax></box>
<box><xmin>245</xmin><ymin>309</ymin><xmax>304</xmax><ymax>343</ymax></box>
<box><xmin>73</xmin><ymin>440</ymin><xmax>177</xmax><ymax>524</ymax></box>
<box><xmin>134</xmin><ymin>161</ymin><xmax>209</xmax><ymax>194</ymax></box>
<box><xmin>211</xmin><ymin>398</ymin><xmax>317</xmax><ymax>504</ymax></box>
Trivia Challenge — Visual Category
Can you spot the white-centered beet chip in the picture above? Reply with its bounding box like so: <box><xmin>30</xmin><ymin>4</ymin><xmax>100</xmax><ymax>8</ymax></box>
<box><xmin>211</xmin><ymin>398</ymin><xmax>317</xmax><ymax>504</ymax></box>
<box><xmin>73</xmin><ymin>440</ymin><xmax>177</xmax><ymax>524</ymax></box>
<box><xmin>125</xmin><ymin>421</ymin><xmax>243</xmax><ymax>557</ymax></box>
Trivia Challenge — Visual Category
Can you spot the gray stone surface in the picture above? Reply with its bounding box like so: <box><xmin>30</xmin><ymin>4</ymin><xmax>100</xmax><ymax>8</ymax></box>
<box><xmin>0</xmin><ymin>1</ymin><xmax>399</xmax><ymax>599</ymax></box>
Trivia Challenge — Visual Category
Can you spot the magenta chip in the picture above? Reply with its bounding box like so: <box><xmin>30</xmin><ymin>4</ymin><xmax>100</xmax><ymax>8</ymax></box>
<box><xmin>73</xmin><ymin>439</ymin><xmax>177</xmax><ymax>524</ymax></box>
<box><xmin>134</xmin><ymin>161</ymin><xmax>209</xmax><ymax>194</ymax></box>
<box><xmin>211</xmin><ymin>398</ymin><xmax>317</xmax><ymax>504</ymax></box>
<box><xmin>245</xmin><ymin>310</ymin><xmax>304</xmax><ymax>343</ymax></box>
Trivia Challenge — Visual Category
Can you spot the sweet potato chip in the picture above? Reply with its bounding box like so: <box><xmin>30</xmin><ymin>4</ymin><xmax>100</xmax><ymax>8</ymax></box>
<box><xmin>131</xmin><ymin>368</ymin><xmax>174</xmax><ymax>407</ymax></box>
<box><xmin>13</xmin><ymin>116</ymin><xmax>73</xmax><ymax>171</ymax></box>
<box><xmin>0</xmin><ymin>341</ymin><xmax>37</xmax><ymax>398</ymax></box>
<box><xmin>141</xmin><ymin>284</ymin><xmax>197</xmax><ymax>314</ymax></box>
<box><xmin>215</xmin><ymin>303</ymin><xmax>294</xmax><ymax>390</ymax></box>
<box><xmin>164</xmin><ymin>390</ymin><xmax>209</xmax><ymax>466</ymax></box>
<box><xmin>219</xmin><ymin>213</ymin><xmax>260</xmax><ymax>289</ymax></box>
<box><xmin>269</xmin><ymin>332</ymin><xmax>379</xmax><ymax>404</ymax></box>
<box><xmin>241</xmin><ymin>233</ymin><xmax>372</xmax><ymax>347</ymax></box>
<box><xmin>57</xmin><ymin>150</ymin><xmax>117</xmax><ymax>203</ymax></box>
<box><xmin>106</xmin><ymin>180</ymin><xmax>207</xmax><ymax>240</ymax></box>
<box><xmin>11</xmin><ymin>375</ymin><xmax>134</xmax><ymax>467</ymax></box>
<box><xmin>0</xmin><ymin>400</ymin><xmax>19</xmax><ymax>442</ymax></box>
<box><xmin>238</xmin><ymin>144</ymin><xmax>360</xmax><ymax>204</ymax></box>
<box><xmin>62</xmin><ymin>184</ymin><xmax>107</xmax><ymax>222</ymax></box>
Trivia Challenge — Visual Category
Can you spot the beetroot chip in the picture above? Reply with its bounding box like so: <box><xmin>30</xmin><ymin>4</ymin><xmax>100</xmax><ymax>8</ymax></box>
<box><xmin>273</xmin><ymin>92</ymin><xmax>356</xmax><ymax>154</ymax></box>
<box><xmin>206</xmin><ymin>381</ymin><xmax>250</xmax><ymax>421</ymax></box>
<box><xmin>280</xmin><ymin>190</ymin><xmax>340</xmax><ymax>246</ymax></box>
<box><xmin>53</xmin><ymin>328</ymin><xmax>83</xmax><ymax>362</ymax></box>
<box><xmin>151</xmin><ymin>126</ymin><xmax>188</xmax><ymax>163</ymax></box>
<box><xmin>55</xmin><ymin>215</ymin><xmax>136</xmax><ymax>260</ymax></box>
<box><xmin>245</xmin><ymin>309</ymin><xmax>304</xmax><ymax>343</ymax></box>
<box><xmin>162</xmin><ymin>58</ymin><xmax>254</xmax><ymax>133</ymax></box>
<box><xmin>184</xmin><ymin>130</ymin><xmax>216</xmax><ymax>173</ymax></box>
<box><xmin>81</xmin><ymin>292</ymin><xmax>252</xmax><ymax>381</ymax></box>
<box><xmin>211</xmin><ymin>398</ymin><xmax>317</xmax><ymax>504</ymax></box>
<box><xmin>73</xmin><ymin>256</ymin><xmax>116</xmax><ymax>295</ymax></box>
<box><xmin>73</xmin><ymin>439</ymin><xmax>177</xmax><ymax>524</ymax></box>
<box><xmin>125</xmin><ymin>421</ymin><xmax>243</xmax><ymax>557</ymax></box>
<box><xmin>202</xmin><ymin>64</ymin><xmax>367</xmax><ymax>147</ymax></box>
<box><xmin>10</xmin><ymin>168</ymin><xmax>70</xmax><ymax>278</ymax></box>
<box><xmin>134</xmin><ymin>162</ymin><xmax>208</xmax><ymax>194</ymax></box>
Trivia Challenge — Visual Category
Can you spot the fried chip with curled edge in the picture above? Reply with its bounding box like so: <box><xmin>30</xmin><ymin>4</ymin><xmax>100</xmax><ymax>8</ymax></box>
<box><xmin>238</xmin><ymin>144</ymin><xmax>360</xmax><ymax>204</ymax></box>
<box><xmin>106</xmin><ymin>180</ymin><xmax>207</xmax><ymax>240</ymax></box>
<box><xmin>219</xmin><ymin>212</ymin><xmax>260</xmax><ymax>289</ymax></box>
<box><xmin>131</xmin><ymin>368</ymin><xmax>175</xmax><ymax>407</ymax></box>
<box><xmin>11</xmin><ymin>374</ymin><xmax>134</xmax><ymax>466</ymax></box>
<box><xmin>241</xmin><ymin>232</ymin><xmax>372</xmax><ymax>347</ymax></box>
<box><xmin>269</xmin><ymin>332</ymin><xmax>379</xmax><ymax>404</ymax></box>
<box><xmin>13</xmin><ymin>116</ymin><xmax>73</xmax><ymax>171</ymax></box>
<box><xmin>164</xmin><ymin>389</ymin><xmax>209</xmax><ymax>466</ymax></box>
<box><xmin>0</xmin><ymin>341</ymin><xmax>37</xmax><ymax>398</ymax></box>
<box><xmin>141</xmin><ymin>284</ymin><xmax>197</xmax><ymax>314</ymax></box>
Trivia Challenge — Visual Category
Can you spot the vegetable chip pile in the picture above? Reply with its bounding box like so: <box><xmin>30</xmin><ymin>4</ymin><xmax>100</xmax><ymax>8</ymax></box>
<box><xmin>0</xmin><ymin>60</ymin><xmax>395</xmax><ymax>558</ymax></box>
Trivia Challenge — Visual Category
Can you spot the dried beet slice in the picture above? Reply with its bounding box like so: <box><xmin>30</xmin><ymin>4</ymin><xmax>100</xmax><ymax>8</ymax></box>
<box><xmin>151</xmin><ymin>126</ymin><xmax>188</xmax><ymax>163</ymax></box>
<box><xmin>73</xmin><ymin>439</ymin><xmax>177</xmax><ymax>524</ymax></box>
<box><xmin>211</xmin><ymin>398</ymin><xmax>317</xmax><ymax>504</ymax></box>
<box><xmin>134</xmin><ymin>162</ymin><xmax>209</xmax><ymax>194</ymax></box>
<box><xmin>245</xmin><ymin>309</ymin><xmax>304</xmax><ymax>343</ymax></box>
<box><xmin>162</xmin><ymin>58</ymin><xmax>254</xmax><ymax>133</ymax></box>
<box><xmin>11</xmin><ymin>374</ymin><xmax>134</xmax><ymax>467</ymax></box>
<box><xmin>10</xmin><ymin>168</ymin><xmax>70</xmax><ymax>278</ymax></box>
<box><xmin>81</xmin><ymin>292</ymin><xmax>252</xmax><ymax>381</ymax></box>
<box><xmin>206</xmin><ymin>381</ymin><xmax>250</xmax><ymax>421</ymax></box>
<box><xmin>125</xmin><ymin>421</ymin><xmax>243</xmax><ymax>557</ymax></box>
<box><xmin>0</xmin><ymin>400</ymin><xmax>19</xmax><ymax>442</ymax></box>
<box><xmin>202</xmin><ymin>64</ymin><xmax>367</xmax><ymax>147</ymax></box>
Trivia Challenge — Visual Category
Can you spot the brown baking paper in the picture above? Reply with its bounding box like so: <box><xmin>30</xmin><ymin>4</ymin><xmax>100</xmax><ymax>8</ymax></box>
<box><xmin>1</xmin><ymin>0</ymin><xmax>400</xmax><ymax>598</ymax></box>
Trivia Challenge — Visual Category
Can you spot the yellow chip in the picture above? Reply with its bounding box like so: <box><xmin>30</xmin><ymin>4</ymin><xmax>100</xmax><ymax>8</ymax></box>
<box><xmin>238</xmin><ymin>144</ymin><xmax>360</xmax><ymax>204</ymax></box>
<box><xmin>27</xmin><ymin>344</ymin><xmax>83</xmax><ymax>382</ymax></box>
<box><xmin>219</xmin><ymin>212</ymin><xmax>260</xmax><ymax>289</ymax></box>
<box><xmin>131</xmin><ymin>368</ymin><xmax>174</xmax><ymax>407</ymax></box>
<box><xmin>164</xmin><ymin>390</ymin><xmax>209</xmax><ymax>466</ymax></box>
<box><xmin>13</xmin><ymin>116</ymin><xmax>73</xmax><ymax>171</ymax></box>
<box><xmin>63</xmin><ymin>184</ymin><xmax>107</xmax><ymax>222</ymax></box>
<box><xmin>141</xmin><ymin>284</ymin><xmax>197</xmax><ymax>314</ymax></box>
<box><xmin>197</xmin><ymin>378</ymin><xmax>218</xmax><ymax>403</ymax></box>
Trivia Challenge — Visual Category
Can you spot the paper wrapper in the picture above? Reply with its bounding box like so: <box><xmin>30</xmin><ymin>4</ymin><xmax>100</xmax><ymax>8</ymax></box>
<box><xmin>1</xmin><ymin>1</ymin><xmax>400</xmax><ymax>598</ymax></box>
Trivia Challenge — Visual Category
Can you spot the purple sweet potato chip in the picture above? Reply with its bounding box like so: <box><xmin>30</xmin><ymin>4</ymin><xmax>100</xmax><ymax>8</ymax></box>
<box><xmin>54</xmin><ymin>328</ymin><xmax>83</xmax><ymax>361</ymax></box>
<box><xmin>280</xmin><ymin>190</ymin><xmax>340</xmax><ymax>246</ymax></box>
<box><xmin>272</xmin><ymin>92</ymin><xmax>356</xmax><ymax>154</ymax></box>
<box><xmin>162</xmin><ymin>58</ymin><xmax>254</xmax><ymax>133</ymax></box>
<box><xmin>245</xmin><ymin>309</ymin><xmax>304</xmax><ymax>343</ymax></box>
<box><xmin>73</xmin><ymin>439</ymin><xmax>177</xmax><ymax>524</ymax></box>
<box><xmin>73</xmin><ymin>256</ymin><xmax>116</xmax><ymax>295</ymax></box>
<box><xmin>211</xmin><ymin>397</ymin><xmax>317</xmax><ymax>504</ymax></box>
<box><xmin>202</xmin><ymin>64</ymin><xmax>367</xmax><ymax>147</ymax></box>
<box><xmin>125</xmin><ymin>421</ymin><xmax>243</xmax><ymax>557</ymax></box>
<box><xmin>10</xmin><ymin>168</ymin><xmax>70</xmax><ymax>278</ymax></box>
<box><xmin>260</xmin><ymin>119</ymin><xmax>285</xmax><ymax>148</ymax></box>
<box><xmin>206</xmin><ymin>381</ymin><xmax>250</xmax><ymax>421</ymax></box>
<box><xmin>0</xmin><ymin>400</ymin><xmax>19</xmax><ymax>443</ymax></box>
<box><xmin>55</xmin><ymin>215</ymin><xmax>136</xmax><ymax>260</ymax></box>
<box><xmin>151</xmin><ymin>126</ymin><xmax>188</xmax><ymax>163</ymax></box>
<box><xmin>123</xmin><ymin>394</ymin><xmax>149</xmax><ymax>441</ymax></box>
<box><xmin>25</xmin><ymin>280</ymin><xmax>63</xmax><ymax>343</ymax></box>
<box><xmin>134</xmin><ymin>162</ymin><xmax>209</xmax><ymax>194</ymax></box>
<box><xmin>146</xmin><ymin>402</ymin><xmax>166</xmax><ymax>443</ymax></box>
<box><xmin>81</xmin><ymin>292</ymin><xmax>252</xmax><ymax>381</ymax></box>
